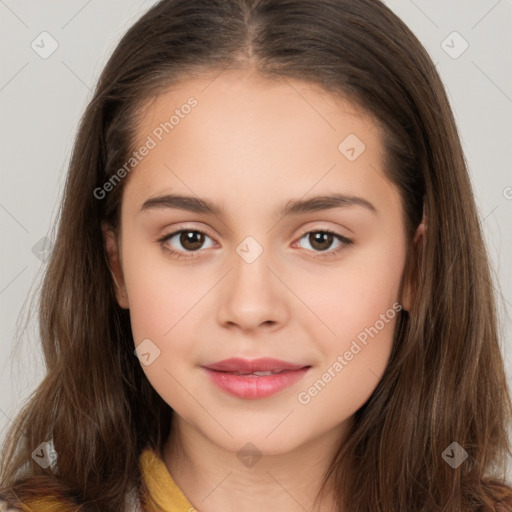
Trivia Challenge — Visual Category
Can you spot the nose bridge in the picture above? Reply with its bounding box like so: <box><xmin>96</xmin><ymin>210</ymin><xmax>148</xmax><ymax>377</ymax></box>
<box><xmin>216</xmin><ymin>234</ymin><xmax>287</xmax><ymax>330</ymax></box>
<box><xmin>231</xmin><ymin>234</ymin><xmax>275</xmax><ymax>303</ymax></box>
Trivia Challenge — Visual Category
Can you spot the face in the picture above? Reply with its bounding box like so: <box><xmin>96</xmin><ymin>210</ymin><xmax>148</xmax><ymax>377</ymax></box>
<box><xmin>104</xmin><ymin>68</ymin><xmax>413</xmax><ymax>455</ymax></box>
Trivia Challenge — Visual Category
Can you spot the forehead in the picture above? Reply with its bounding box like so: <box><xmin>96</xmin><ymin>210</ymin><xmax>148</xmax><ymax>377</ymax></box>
<box><xmin>123</xmin><ymin>68</ymin><xmax>399</xmax><ymax>221</ymax></box>
<box><xmin>134</xmin><ymin>68</ymin><xmax>377</xmax><ymax>149</ymax></box>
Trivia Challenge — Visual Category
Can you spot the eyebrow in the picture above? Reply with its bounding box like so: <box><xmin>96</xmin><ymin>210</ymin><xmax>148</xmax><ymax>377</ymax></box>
<box><xmin>139</xmin><ymin>193</ymin><xmax>377</xmax><ymax>218</ymax></box>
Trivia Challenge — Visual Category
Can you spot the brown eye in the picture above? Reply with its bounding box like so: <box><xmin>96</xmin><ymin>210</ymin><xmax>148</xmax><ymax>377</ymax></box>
<box><xmin>159</xmin><ymin>229</ymin><xmax>215</xmax><ymax>256</ymax></box>
<box><xmin>179</xmin><ymin>230</ymin><xmax>205</xmax><ymax>251</ymax></box>
<box><xmin>296</xmin><ymin>229</ymin><xmax>353</xmax><ymax>258</ymax></box>
<box><xmin>308</xmin><ymin>232</ymin><xmax>335</xmax><ymax>251</ymax></box>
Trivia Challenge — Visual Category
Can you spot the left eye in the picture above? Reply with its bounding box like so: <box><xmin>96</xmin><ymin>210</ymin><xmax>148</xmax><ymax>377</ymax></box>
<box><xmin>300</xmin><ymin>230</ymin><xmax>349</xmax><ymax>252</ymax></box>
<box><xmin>296</xmin><ymin>230</ymin><xmax>352</xmax><ymax>257</ymax></box>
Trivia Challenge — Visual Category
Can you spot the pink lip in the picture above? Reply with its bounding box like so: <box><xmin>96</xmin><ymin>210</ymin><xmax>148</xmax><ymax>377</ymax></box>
<box><xmin>203</xmin><ymin>357</ymin><xmax>307</xmax><ymax>373</ymax></box>
<box><xmin>201</xmin><ymin>358</ymin><xmax>311</xmax><ymax>399</ymax></box>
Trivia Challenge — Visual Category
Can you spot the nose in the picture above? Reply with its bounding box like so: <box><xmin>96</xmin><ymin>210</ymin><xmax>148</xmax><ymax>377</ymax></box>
<box><xmin>216</xmin><ymin>245</ymin><xmax>289</xmax><ymax>333</ymax></box>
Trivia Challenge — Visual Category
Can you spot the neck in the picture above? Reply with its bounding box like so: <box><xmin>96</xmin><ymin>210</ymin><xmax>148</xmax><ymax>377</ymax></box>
<box><xmin>162</xmin><ymin>414</ymin><xmax>351</xmax><ymax>512</ymax></box>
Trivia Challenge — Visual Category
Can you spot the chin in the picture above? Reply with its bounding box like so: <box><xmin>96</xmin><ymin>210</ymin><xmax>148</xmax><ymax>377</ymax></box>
<box><xmin>205</xmin><ymin>422</ymin><xmax>304</xmax><ymax>456</ymax></box>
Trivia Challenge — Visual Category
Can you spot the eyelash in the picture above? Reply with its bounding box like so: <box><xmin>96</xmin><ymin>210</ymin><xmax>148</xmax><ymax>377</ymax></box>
<box><xmin>157</xmin><ymin>227</ymin><xmax>353</xmax><ymax>260</ymax></box>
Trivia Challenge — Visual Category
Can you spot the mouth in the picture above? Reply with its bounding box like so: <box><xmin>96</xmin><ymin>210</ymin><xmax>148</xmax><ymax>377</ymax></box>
<box><xmin>201</xmin><ymin>358</ymin><xmax>311</xmax><ymax>399</ymax></box>
<box><xmin>202</xmin><ymin>357</ymin><xmax>309</xmax><ymax>373</ymax></box>
<box><xmin>209</xmin><ymin>369</ymin><xmax>292</xmax><ymax>376</ymax></box>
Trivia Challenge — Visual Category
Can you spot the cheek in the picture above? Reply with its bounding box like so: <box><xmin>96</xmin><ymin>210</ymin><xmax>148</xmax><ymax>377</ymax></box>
<box><xmin>120</xmin><ymin>235</ymin><xmax>204</xmax><ymax>336</ymax></box>
<box><xmin>309</xmin><ymin>234</ymin><xmax>405</xmax><ymax>339</ymax></box>
<box><xmin>121</xmin><ymin>242</ymin><xmax>205</xmax><ymax>413</ymax></box>
<box><xmin>297</xmin><ymin>276</ymin><xmax>402</xmax><ymax>417</ymax></box>
<box><xmin>298</xmin><ymin>234</ymin><xmax>405</xmax><ymax>400</ymax></box>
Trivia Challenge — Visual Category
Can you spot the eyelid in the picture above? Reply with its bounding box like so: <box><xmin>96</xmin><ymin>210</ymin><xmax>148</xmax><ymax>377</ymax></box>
<box><xmin>295</xmin><ymin>224</ymin><xmax>351</xmax><ymax>241</ymax></box>
<box><xmin>156</xmin><ymin>223</ymin><xmax>216</xmax><ymax>243</ymax></box>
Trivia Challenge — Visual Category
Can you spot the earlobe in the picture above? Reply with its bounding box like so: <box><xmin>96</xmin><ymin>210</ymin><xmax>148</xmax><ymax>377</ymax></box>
<box><xmin>413</xmin><ymin>219</ymin><xmax>426</xmax><ymax>247</ymax></box>
<box><xmin>400</xmin><ymin>218</ymin><xmax>426</xmax><ymax>312</ymax></box>
<box><xmin>101</xmin><ymin>221</ymin><xmax>129</xmax><ymax>309</ymax></box>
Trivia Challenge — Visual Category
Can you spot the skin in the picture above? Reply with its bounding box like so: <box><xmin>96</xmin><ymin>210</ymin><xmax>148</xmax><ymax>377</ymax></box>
<box><xmin>104</xmin><ymin>67</ymin><xmax>424</xmax><ymax>512</ymax></box>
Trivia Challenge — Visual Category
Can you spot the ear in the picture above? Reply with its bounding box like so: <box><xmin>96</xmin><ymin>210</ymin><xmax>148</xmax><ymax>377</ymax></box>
<box><xmin>400</xmin><ymin>218</ymin><xmax>426</xmax><ymax>312</ymax></box>
<box><xmin>102</xmin><ymin>221</ymin><xmax>129</xmax><ymax>309</ymax></box>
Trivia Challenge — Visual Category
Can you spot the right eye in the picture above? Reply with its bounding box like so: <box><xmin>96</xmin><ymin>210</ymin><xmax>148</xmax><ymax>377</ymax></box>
<box><xmin>158</xmin><ymin>228</ymin><xmax>216</xmax><ymax>259</ymax></box>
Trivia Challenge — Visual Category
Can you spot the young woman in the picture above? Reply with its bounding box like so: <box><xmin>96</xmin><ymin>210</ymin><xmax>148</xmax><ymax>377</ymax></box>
<box><xmin>1</xmin><ymin>0</ymin><xmax>511</xmax><ymax>510</ymax></box>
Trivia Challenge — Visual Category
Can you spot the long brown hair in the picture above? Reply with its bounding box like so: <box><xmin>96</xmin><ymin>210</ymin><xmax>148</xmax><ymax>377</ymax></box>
<box><xmin>1</xmin><ymin>0</ymin><xmax>511</xmax><ymax>510</ymax></box>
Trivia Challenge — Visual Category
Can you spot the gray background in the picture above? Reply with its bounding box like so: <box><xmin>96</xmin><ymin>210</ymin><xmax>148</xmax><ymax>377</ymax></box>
<box><xmin>1</xmin><ymin>0</ymin><xmax>511</xmax><ymax>477</ymax></box>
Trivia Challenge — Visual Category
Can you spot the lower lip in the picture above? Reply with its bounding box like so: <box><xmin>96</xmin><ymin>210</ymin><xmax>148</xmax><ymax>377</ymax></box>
<box><xmin>202</xmin><ymin>367</ymin><xmax>310</xmax><ymax>399</ymax></box>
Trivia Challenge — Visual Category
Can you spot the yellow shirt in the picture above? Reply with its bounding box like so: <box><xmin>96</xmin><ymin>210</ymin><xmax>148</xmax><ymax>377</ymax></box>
<box><xmin>140</xmin><ymin>446</ymin><xmax>196</xmax><ymax>512</ymax></box>
<box><xmin>0</xmin><ymin>447</ymin><xmax>195</xmax><ymax>512</ymax></box>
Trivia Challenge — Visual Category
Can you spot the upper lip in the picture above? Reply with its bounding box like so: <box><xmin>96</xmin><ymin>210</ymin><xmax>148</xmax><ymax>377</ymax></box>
<box><xmin>202</xmin><ymin>357</ymin><xmax>309</xmax><ymax>373</ymax></box>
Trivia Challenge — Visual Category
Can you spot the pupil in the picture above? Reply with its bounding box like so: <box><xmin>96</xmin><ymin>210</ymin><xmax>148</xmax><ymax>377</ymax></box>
<box><xmin>180</xmin><ymin>231</ymin><xmax>204</xmax><ymax>250</ymax></box>
<box><xmin>310</xmin><ymin>232</ymin><xmax>332</xmax><ymax>251</ymax></box>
